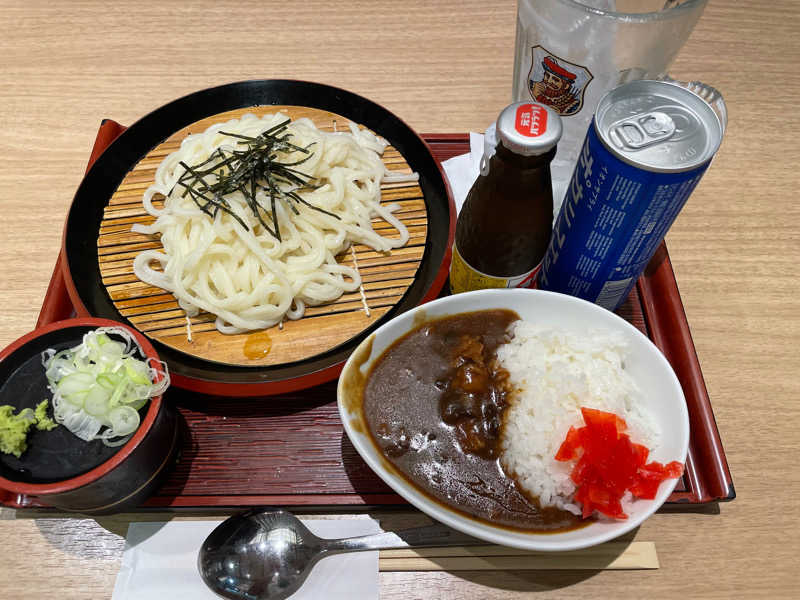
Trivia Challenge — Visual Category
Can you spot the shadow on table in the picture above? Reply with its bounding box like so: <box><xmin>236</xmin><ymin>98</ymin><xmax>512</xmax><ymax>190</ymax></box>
<box><xmin>447</xmin><ymin>569</ymin><xmax>601</xmax><ymax>591</ymax></box>
<box><xmin>424</xmin><ymin>530</ymin><xmax>640</xmax><ymax>593</ymax></box>
<box><xmin>657</xmin><ymin>502</ymin><xmax>720</xmax><ymax>515</ymax></box>
<box><xmin>26</xmin><ymin>509</ymin><xmax>229</xmax><ymax>560</ymax></box>
<box><xmin>432</xmin><ymin>567</ymin><xmax>604</xmax><ymax>592</ymax></box>
<box><xmin>368</xmin><ymin>502</ymin><xmax>651</xmax><ymax>592</ymax></box>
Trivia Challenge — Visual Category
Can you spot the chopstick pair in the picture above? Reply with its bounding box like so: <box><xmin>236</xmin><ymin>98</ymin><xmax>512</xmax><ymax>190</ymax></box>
<box><xmin>378</xmin><ymin>541</ymin><xmax>658</xmax><ymax>571</ymax></box>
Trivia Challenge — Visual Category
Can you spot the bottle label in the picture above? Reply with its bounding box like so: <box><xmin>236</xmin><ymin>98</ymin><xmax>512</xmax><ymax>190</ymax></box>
<box><xmin>449</xmin><ymin>243</ymin><xmax>541</xmax><ymax>294</ymax></box>
<box><xmin>515</xmin><ymin>104</ymin><xmax>548</xmax><ymax>137</ymax></box>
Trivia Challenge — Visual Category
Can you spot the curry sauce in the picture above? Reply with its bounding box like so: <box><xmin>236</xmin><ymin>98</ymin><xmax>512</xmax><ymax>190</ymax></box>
<box><xmin>362</xmin><ymin>309</ymin><xmax>585</xmax><ymax>532</ymax></box>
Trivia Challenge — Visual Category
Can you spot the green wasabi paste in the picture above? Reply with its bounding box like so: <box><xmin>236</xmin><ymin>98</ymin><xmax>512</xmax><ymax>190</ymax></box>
<box><xmin>34</xmin><ymin>399</ymin><xmax>58</xmax><ymax>431</ymax></box>
<box><xmin>0</xmin><ymin>400</ymin><xmax>58</xmax><ymax>458</ymax></box>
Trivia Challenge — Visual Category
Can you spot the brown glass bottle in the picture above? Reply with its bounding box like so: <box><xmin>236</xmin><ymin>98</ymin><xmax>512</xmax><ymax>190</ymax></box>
<box><xmin>450</xmin><ymin>102</ymin><xmax>561</xmax><ymax>294</ymax></box>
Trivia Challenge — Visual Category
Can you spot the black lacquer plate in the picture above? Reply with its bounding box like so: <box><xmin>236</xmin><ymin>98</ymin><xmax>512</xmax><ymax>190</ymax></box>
<box><xmin>0</xmin><ymin>325</ymin><xmax>143</xmax><ymax>483</ymax></box>
<box><xmin>63</xmin><ymin>80</ymin><xmax>454</xmax><ymax>395</ymax></box>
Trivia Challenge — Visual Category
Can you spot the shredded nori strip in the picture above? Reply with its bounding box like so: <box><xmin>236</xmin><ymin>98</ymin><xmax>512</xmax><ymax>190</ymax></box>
<box><xmin>167</xmin><ymin>119</ymin><xmax>340</xmax><ymax>240</ymax></box>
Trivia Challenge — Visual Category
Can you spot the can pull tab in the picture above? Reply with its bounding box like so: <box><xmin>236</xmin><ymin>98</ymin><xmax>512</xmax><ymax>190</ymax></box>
<box><xmin>611</xmin><ymin>111</ymin><xmax>676</xmax><ymax>150</ymax></box>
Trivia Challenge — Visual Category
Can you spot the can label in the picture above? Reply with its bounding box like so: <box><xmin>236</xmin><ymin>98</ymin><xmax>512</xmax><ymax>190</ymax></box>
<box><xmin>450</xmin><ymin>243</ymin><xmax>540</xmax><ymax>294</ymax></box>
<box><xmin>538</xmin><ymin>121</ymin><xmax>710</xmax><ymax>310</ymax></box>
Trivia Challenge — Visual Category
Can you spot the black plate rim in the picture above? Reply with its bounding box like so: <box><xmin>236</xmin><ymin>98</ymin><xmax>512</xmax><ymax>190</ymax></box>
<box><xmin>62</xmin><ymin>79</ymin><xmax>453</xmax><ymax>389</ymax></box>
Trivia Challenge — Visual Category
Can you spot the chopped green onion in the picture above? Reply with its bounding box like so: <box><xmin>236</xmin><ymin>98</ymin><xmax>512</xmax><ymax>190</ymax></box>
<box><xmin>41</xmin><ymin>327</ymin><xmax>170</xmax><ymax>446</ymax></box>
<box><xmin>108</xmin><ymin>406</ymin><xmax>139</xmax><ymax>437</ymax></box>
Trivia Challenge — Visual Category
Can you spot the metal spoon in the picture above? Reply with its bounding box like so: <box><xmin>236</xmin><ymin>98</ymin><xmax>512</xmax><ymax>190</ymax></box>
<box><xmin>198</xmin><ymin>507</ymin><xmax>482</xmax><ymax>600</ymax></box>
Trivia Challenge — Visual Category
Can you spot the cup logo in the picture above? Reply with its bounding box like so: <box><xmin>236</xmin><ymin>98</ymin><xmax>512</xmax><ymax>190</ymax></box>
<box><xmin>527</xmin><ymin>46</ymin><xmax>593</xmax><ymax>116</ymax></box>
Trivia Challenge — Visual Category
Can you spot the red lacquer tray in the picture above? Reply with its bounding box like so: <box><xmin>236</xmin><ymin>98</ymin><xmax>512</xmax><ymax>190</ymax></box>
<box><xmin>0</xmin><ymin>122</ymin><xmax>734</xmax><ymax>510</ymax></box>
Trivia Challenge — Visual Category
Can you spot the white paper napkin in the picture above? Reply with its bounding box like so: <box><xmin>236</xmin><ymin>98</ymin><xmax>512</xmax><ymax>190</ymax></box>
<box><xmin>440</xmin><ymin>132</ymin><xmax>486</xmax><ymax>215</ymax></box>
<box><xmin>111</xmin><ymin>518</ymin><xmax>382</xmax><ymax>600</ymax></box>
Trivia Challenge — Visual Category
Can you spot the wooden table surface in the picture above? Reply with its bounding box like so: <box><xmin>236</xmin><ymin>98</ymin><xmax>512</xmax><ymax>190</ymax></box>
<box><xmin>0</xmin><ymin>1</ymin><xmax>797</xmax><ymax>598</ymax></box>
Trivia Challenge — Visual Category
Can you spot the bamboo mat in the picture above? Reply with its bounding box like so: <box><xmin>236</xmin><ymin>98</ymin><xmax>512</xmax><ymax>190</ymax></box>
<box><xmin>97</xmin><ymin>106</ymin><xmax>427</xmax><ymax>367</ymax></box>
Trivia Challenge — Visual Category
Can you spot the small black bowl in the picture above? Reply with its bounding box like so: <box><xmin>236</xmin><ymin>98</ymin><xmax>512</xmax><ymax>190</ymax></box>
<box><xmin>0</xmin><ymin>318</ymin><xmax>179</xmax><ymax>514</ymax></box>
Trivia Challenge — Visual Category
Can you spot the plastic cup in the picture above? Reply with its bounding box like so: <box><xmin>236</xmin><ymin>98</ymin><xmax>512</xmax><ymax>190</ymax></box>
<box><xmin>512</xmin><ymin>0</ymin><xmax>708</xmax><ymax>213</ymax></box>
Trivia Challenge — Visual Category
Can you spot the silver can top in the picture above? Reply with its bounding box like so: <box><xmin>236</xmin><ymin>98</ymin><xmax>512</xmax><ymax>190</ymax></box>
<box><xmin>496</xmin><ymin>102</ymin><xmax>562</xmax><ymax>156</ymax></box>
<box><xmin>595</xmin><ymin>79</ymin><xmax>724</xmax><ymax>173</ymax></box>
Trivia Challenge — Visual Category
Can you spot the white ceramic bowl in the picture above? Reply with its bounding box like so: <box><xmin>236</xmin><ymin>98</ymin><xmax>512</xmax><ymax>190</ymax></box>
<box><xmin>337</xmin><ymin>288</ymin><xmax>689</xmax><ymax>551</ymax></box>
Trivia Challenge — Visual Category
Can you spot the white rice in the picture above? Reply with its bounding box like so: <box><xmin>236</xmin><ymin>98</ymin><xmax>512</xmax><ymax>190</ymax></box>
<box><xmin>497</xmin><ymin>321</ymin><xmax>659</xmax><ymax>516</ymax></box>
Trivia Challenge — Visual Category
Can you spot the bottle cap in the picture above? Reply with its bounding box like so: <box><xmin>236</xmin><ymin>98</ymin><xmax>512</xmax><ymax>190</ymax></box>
<box><xmin>496</xmin><ymin>102</ymin><xmax>562</xmax><ymax>156</ymax></box>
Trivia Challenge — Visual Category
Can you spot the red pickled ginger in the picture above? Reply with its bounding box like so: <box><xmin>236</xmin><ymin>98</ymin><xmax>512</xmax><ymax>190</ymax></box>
<box><xmin>555</xmin><ymin>407</ymin><xmax>684</xmax><ymax>519</ymax></box>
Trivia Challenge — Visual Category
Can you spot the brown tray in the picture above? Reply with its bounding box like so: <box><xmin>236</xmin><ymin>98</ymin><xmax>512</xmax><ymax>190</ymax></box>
<box><xmin>0</xmin><ymin>122</ymin><xmax>734</xmax><ymax>510</ymax></box>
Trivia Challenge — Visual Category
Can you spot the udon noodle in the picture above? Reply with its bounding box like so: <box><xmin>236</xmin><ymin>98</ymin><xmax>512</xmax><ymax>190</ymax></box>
<box><xmin>131</xmin><ymin>112</ymin><xmax>413</xmax><ymax>334</ymax></box>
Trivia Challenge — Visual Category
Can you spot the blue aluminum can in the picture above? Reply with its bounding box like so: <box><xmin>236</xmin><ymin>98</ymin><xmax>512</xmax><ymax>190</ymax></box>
<box><xmin>538</xmin><ymin>79</ymin><xmax>724</xmax><ymax>311</ymax></box>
